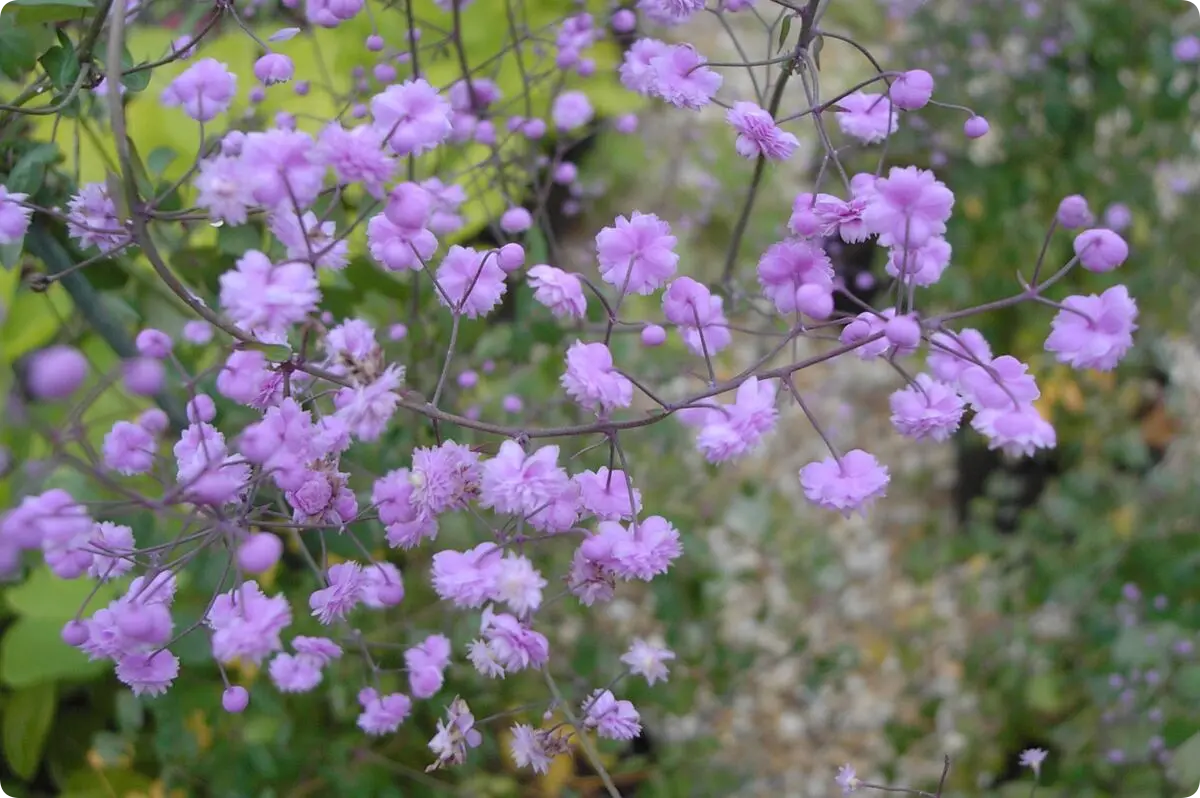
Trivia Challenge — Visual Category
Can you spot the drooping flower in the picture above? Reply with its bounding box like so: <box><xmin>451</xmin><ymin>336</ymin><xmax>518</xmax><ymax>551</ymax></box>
<box><xmin>862</xmin><ymin>166</ymin><xmax>954</xmax><ymax>248</ymax></box>
<box><xmin>161</xmin><ymin>59</ymin><xmax>236</xmax><ymax>122</ymax></box>
<box><xmin>371</xmin><ymin>79</ymin><xmax>453</xmax><ymax>156</ymax></box>
<box><xmin>560</xmin><ymin>341</ymin><xmax>633</xmax><ymax>414</ymax></box>
<box><xmin>620</xmin><ymin>639</ymin><xmax>675</xmax><ymax>685</ymax></box>
<box><xmin>219</xmin><ymin>250</ymin><xmax>320</xmax><ymax>338</ymax></box>
<box><xmin>799</xmin><ymin>449</ymin><xmax>890</xmax><ymax>517</ymax></box>
<box><xmin>427</xmin><ymin>697</ymin><xmax>483</xmax><ymax>770</ymax></box>
<box><xmin>1044</xmin><ymin>285</ymin><xmax>1137</xmax><ymax>371</ymax></box>
<box><xmin>581</xmin><ymin>689</ymin><xmax>641</xmax><ymax>740</ymax></box>
<box><xmin>528</xmin><ymin>265</ymin><xmax>587</xmax><ymax>318</ymax></box>
<box><xmin>725</xmin><ymin>101</ymin><xmax>799</xmax><ymax>160</ymax></box>
<box><xmin>888</xmin><ymin>375</ymin><xmax>965</xmax><ymax>441</ymax></box>
<box><xmin>835</xmin><ymin>92</ymin><xmax>898</xmax><ymax>144</ymax></box>
<box><xmin>757</xmin><ymin>238</ymin><xmax>834</xmax><ymax>314</ymax></box>
<box><xmin>595</xmin><ymin>211</ymin><xmax>678</xmax><ymax>294</ymax></box>
<box><xmin>435</xmin><ymin>246</ymin><xmax>507</xmax><ymax>318</ymax></box>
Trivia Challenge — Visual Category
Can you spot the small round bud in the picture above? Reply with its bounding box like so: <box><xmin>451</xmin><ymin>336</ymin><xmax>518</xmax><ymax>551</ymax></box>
<box><xmin>122</xmin><ymin>358</ymin><xmax>166</xmax><ymax>396</ymax></box>
<box><xmin>522</xmin><ymin>118</ymin><xmax>547</xmax><ymax>140</ymax></box>
<box><xmin>474</xmin><ymin>120</ymin><xmax>496</xmax><ymax>145</ymax></box>
<box><xmin>222</xmin><ymin>685</ymin><xmax>250</xmax><ymax>713</ymax></box>
<box><xmin>182</xmin><ymin>320</ymin><xmax>212</xmax><ymax>344</ymax></box>
<box><xmin>457</xmin><ymin>370</ymin><xmax>478</xmax><ymax>389</ymax></box>
<box><xmin>238</xmin><ymin>533</ymin><xmax>283</xmax><ymax>574</ymax></box>
<box><xmin>186</xmin><ymin>394</ymin><xmax>216</xmax><ymax>424</ymax></box>
<box><xmin>351</xmin><ymin>104</ymin><xmax>368</xmax><ymax>119</ymax></box>
<box><xmin>500</xmin><ymin>207</ymin><xmax>533</xmax><ymax>234</ymax></box>
<box><xmin>465</xmin><ymin>405</ymin><xmax>481</xmax><ymax>420</ymax></box>
<box><xmin>497</xmin><ymin>243</ymin><xmax>525</xmax><ymax>272</ymax></box>
<box><xmin>556</xmin><ymin>48</ymin><xmax>579</xmax><ymax>69</ymax></box>
<box><xmin>481</xmin><ymin>359</ymin><xmax>496</xmax><ymax>374</ymax></box>
<box><xmin>1104</xmin><ymin>203</ymin><xmax>1132</xmax><ymax>232</ymax></box>
<box><xmin>1055</xmin><ymin>195</ymin><xmax>1092</xmax><ymax>229</ymax></box>
<box><xmin>373</xmin><ymin>63</ymin><xmax>397</xmax><ymax>83</ymax></box>
<box><xmin>294</xmin><ymin>80</ymin><xmax>310</xmax><ymax>97</ymax></box>
<box><xmin>964</xmin><ymin>115</ymin><xmax>990</xmax><ymax>139</ymax></box>
<box><xmin>553</xmin><ymin>162</ymin><xmax>578</xmax><ymax>184</ymax></box>
<box><xmin>641</xmin><ymin>324</ymin><xmax>667</xmax><ymax>347</ymax></box>
<box><xmin>366</xmin><ymin>34</ymin><xmax>384</xmax><ymax>52</ymax></box>
<box><xmin>502</xmin><ymin>394</ymin><xmax>523</xmax><ymax>413</ymax></box>
<box><xmin>794</xmin><ymin>284</ymin><xmax>833</xmax><ymax>320</ymax></box>
<box><xmin>388</xmin><ymin>324</ymin><xmax>408</xmax><ymax>341</ymax></box>
<box><xmin>890</xmin><ymin>69</ymin><xmax>935</xmax><ymax>110</ymax></box>
<box><xmin>248</xmin><ymin>86</ymin><xmax>266</xmax><ymax>104</ymax></box>
<box><xmin>138</xmin><ymin>408</ymin><xmax>170</xmax><ymax>435</ymax></box>
<box><xmin>507</xmin><ymin>116</ymin><xmax>524</xmax><ymax>132</ymax></box>
<box><xmin>374</xmin><ymin>582</ymin><xmax>405</xmax><ymax>606</ymax></box>
<box><xmin>612</xmin><ymin>8</ymin><xmax>636</xmax><ymax>33</ymax></box>
<box><xmin>577</xmin><ymin>58</ymin><xmax>596</xmax><ymax>77</ymax></box>
<box><xmin>61</xmin><ymin>620</ymin><xmax>89</xmax><ymax>647</ymax></box>
<box><xmin>26</xmin><ymin>345</ymin><xmax>88</xmax><ymax>400</ymax></box>
<box><xmin>135</xmin><ymin>329</ymin><xmax>173</xmax><ymax>359</ymax></box>
<box><xmin>884</xmin><ymin>314</ymin><xmax>922</xmax><ymax>349</ymax></box>
<box><xmin>614</xmin><ymin>113</ymin><xmax>639</xmax><ymax>135</ymax></box>
<box><xmin>1073</xmin><ymin>228</ymin><xmax>1128</xmax><ymax>272</ymax></box>
<box><xmin>385</xmin><ymin>183</ymin><xmax>431</xmax><ymax>229</ymax></box>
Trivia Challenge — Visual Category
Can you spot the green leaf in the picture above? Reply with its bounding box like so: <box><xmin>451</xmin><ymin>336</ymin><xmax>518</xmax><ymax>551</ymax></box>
<box><xmin>0</xmin><ymin>616</ymin><xmax>108</xmax><ymax>687</ymax></box>
<box><xmin>121</xmin><ymin>63</ymin><xmax>151</xmax><ymax>93</ymax></box>
<box><xmin>240</xmin><ymin>340</ymin><xmax>292</xmax><ymax>362</ymax></box>
<box><xmin>4</xmin><ymin>142</ymin><xmax>60</xmax><ymax>196</ymax></box>
<box><xmin>37</xmin><ymin>38</ymin><xmax>80</xmax><ymax>93</ymax></box>
<box><xmin>2</xmin><ymin>682</ymin><xmax>56</xmax><ymax>780</ymax></box>
<box><xmin>5</xmin><ymin>565</ymin><xmax>124</xmax><ymax>620</ymax></box>
<box><xmin>0</xmin><ymin>18</ymin><xmax>42</xmax><ymax>80</ymax></box>
<box><xmin>0</xmin><ymin>241</ymin><xmax>23</xmax><ymax>271</ymax></box>
<box><xmin>777</xmin><ymin>15</ymin><xmax>794</xmax><ymax>54</ymax></box>
<box><xmin>4</xmin><ymin>0</ymin><xmax>90</xmax><ymax>26</ymax></box>
<box><xmin>1174</xmin><ymin>731</ymin><xmax>1200</xmax><ymax>789</ymax></box>
<box><xmin>125</xmin><ymin>137</ymin><xmax>155</xmax><ymax>200</ymax></box>
<box><xmin>0</xmin><ymin>281</ymin><xmax>73</xmax><ymax>363</ymax></box>
<box><xmin>146</xmin><ymin>147</ymin><xmax>178</xmax><ymax>177</ymax></box>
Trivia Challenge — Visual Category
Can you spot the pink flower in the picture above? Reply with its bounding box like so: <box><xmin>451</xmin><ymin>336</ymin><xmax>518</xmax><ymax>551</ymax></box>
<box><xmin>756</xmin><ymin>238</ymin><xmax>834</xmax><ymax>314</ymax></box>
<box><xmin>116</xmin><ymin>651</ymin><xmax>179</xmax><ymax>696</ymax></box>
<box><xmin>360</xmin><ymin>562</ymin><xmax>405</xmax><ymax>608</ymax></box>
<box><xmin>648</xmin><ymin>44</ymin><xmax>722</xmax><ymax>109</ymax></box>
<box><xmin>725</xmin><ymin>101</ymin><xmax>799</xmax><ymax>160</ymax></box>
<box><xmin>241</xmin><ymin>129</ymin><xmax>326</xmax><ymax>210</ymax></box>
<box><xmin>621</xmin><ymin>639</ymin><xmax>675</xmax><ymax>685</ymax></box>
<box><xmin>254</xmin><ymin>53</ymin><xmax>294</xmax><ymax>85</ymax></box>
<box><xmin>315</xmin><ymin>123</ymin><xmax>395</xmax><ymax>198</ymax></box>
<box><xmin>270</xmin><ymin>210</ymin><xmax>349</xmax><ymax>271</ymax></box>
<box><xmin>528</xmin><ymin>265</ymin><xmax>587</xmax><ymax>318</ymax></box>
<box><xmin>1044</xmin><ymin>285</ymin><xmax>1137</xmax><ymax>371</ymax></box>
<box><xmin>435</xmin><ymin>245</ymin><xmax>508</xmax><ymax>318</ymax></box>
<box><xmin>306</xmin><ymin>0</ymin><xmax>363</xmax><ymax>26</ymax></box>
<box><xmin>310</xmin><ymin>562</ymin><xmax>365</xmax><ymax>624</ymax></box>
<box><xmin>971</xmin><ymin>404</ymin><xmax>1056</xmax><ymax>457</ymax></box>
<box><xmin>371</xmin><ymin>79</ymin><xmax>453</xmax><ymax>156</ymax></box>
<box><xmin>410</xmin><ymin>441</ymin><xmax>482</xmax><ymax>516</ymax></box>
<box><xmin>427</xmin><ymin>697</ymin><xmax>483</xmax><ymax>768</ymax></box>
<box><xmin>886</xmin><ymin>236</ymin><xmax>952</xmax><ymax>286</ymax></box>
<box><xmin>637</xmin><ymin>0</ymin><xmax>704</xmax><ymax>24</ymax></box>
<box><xmin>799</xmin><ymin>449</ymin><xmax>890</xmax><ymax>516</ymax></box>
<box><xmin>580</xmin><ymin>516</ymin><xmax>682</xmax><ymax>581</ymax></box>
<box><xmin>357</xmin><ymin>688</ymin><xmax>412</xmax><ymax>735</ymax></box>
<box><xmin>510</xmin><ymin>724</ymin><xmax>567</xmax><ymax>775</ymax></box>
<box><xmin>103</xmin><ymin>420</ymin><xmax>156</xmax><ymax>475</ymax></box>
<box><xmin>574</xmin><ymin>468</ymin><xmax>641</xmax><ymax>521</ymax></box>
<box><xmin>406</xmin><ymin>634</ymin><xmax>452</xmax><ymax>699</ymax></box>
<box><xmin>1073</xmin><ymin>228</ymin><xmax>1129</xmax><ymax>272</ymax></box>
<box><xmin>87</xmin><ymin>522</ymin><xmax>135</xmax><ymax>580</ymax></box>
<box><xmin>269</xmin><ymin>653</ymin><xmax>323</xmax><ymax>692</ymax></box>
<box><xmin>480</xmin><ymin>440</ymin><xmax>572</xmax><ymax>519</ymax></box>
<box><xmin>889</xmin><ymin>69</ymin><xmax>934</xmax><ymax>110</ymax></box>
<box><xmin>420</xmin><ymin>178</ymin><xmax>467</xmax><ymax>235</ymax></box>
<box><xmin>959</xmin><ymin>355</ymin><xmax>1039</xmax><ymax>410</ymax></box>
<box><xmin>552</xmin><ymin>90</ymin><xmax>594</xmax><ymax>130</ymax></box>
<box><xmin>219</xmin><ymin>250</ymin><xmax>320</xmax><ymax>338</ymax></box>
<box><xmin>595</xmin><ymin>211</ymin><xmax>678</xmax><ymax>294</ymax></box>
<box><xmin>692</xmin><ymin>377</ymin><xmax>779</xmax><ymax>462</ymax></box>
<box><xmin>373</xmin><ymin>468</ymin><xmax>438</xmax><ymax>549</ymax></box>
<box><xmin>173</xmin><ymin>423</ymin><xmax>249</xmax><ymax>506</ymax></box>
<box><xmin>196</xmin><ymin>155</ymin><xmax>254</xmax><ymax>225</ymax></box>
<box><xmin>495</xmin><ymin>554</ymin><xmax>547</xmax><ymax>616</ymax></box>
<box><xmin>0</xmin><ymin>185</ymin><xmax>32</xmax><ymax>243</ymax></box>
<box><xmin>835</xmin><ymin>92</ymin><xmax>898</xmax><ymax>144</ymax></box>
<box><xmin>469</xmin><ymin>606</ymin><xmax>550</xmax><ymax>675</ymax></box>
<box><xmin>862</xmin><ymin>166</ymin><xmax>955</xmax><ymax>248</ymax></box>
<box><xmin>66</xmin><ymin>183</ymin><xmax>128</xmax><ymax>252</ymax></box>
<box><xmin>207</xmin><ymin>581</ymin><xmax>292</xmax><ymax>665</ymax></box>
<box><xmin>285</xmin><ymin>466</ymin><xmax>357</xmax><ymax>524</ymax></box>
<box><xmin>367</xmin><ymin>211</ymin><xmax>438</xmax><ymax>272</ymax></box>
<box><xmin>927</xmin><ymin>328</ymin><xmax>992</xmax><ymax>384</ymax></box>
<box><xmin>161</xmin><ymin>59</ymin><xmax>236</xmax><ymax>122</ymax></box>
<box><xmin>431</xmin><ymin>543</ymin><xmax>503</xmax><ymax>608</ymax></box>
<box><xmin>332</xmin><ymin>364</ymin><xmax>404</xmax><ymax>441</ymax></box>
<box><xmin>582</xmin><ymin>689</ymin><xmax>641</xmax><ymax>740</ymax></box>
<box><xmin>619</xmin><ymin>38</ymin><xmax>671</xmax><ymax>94</ymax></box>
<box><xmin>561</xmin><ymin>341</ymin><xmax>633</xmax><ymax>414</ymax></box>
<box><xmin>889</xmin><ymin>375</ymin><xmax>965</xmax><ymax>441</ymax></box>
<box><xmin>812</xmin><ymin>192</ymin><xmax>873</xmax><ymax>243</ymax></box>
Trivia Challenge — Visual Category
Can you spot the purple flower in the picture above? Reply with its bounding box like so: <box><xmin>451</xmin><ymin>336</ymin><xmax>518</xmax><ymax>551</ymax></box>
<box><xmin>581</xmin><ymin>689</ymin><xmax>641</xmax><ymax>740</ymax></box>
<box><xmin>561</xmin><ymin>341</ymin><xmax>633</xmax><ymax>414</ymax></box>
<box><xmin>757</xmin><ymin>238</ymin><xmax>834</xmax><ymax>314</ymax></box>
<box><xmin>435</xmin><ymin>245</ymin><xmax>508</xmax><ymax>318</ymax></box>
<box><xmin>574</xmin><ymin>468</ymin><xmax>642</xmax><ymax>521</ymax></box>
<box><xmin>116</xmin><ymin>650</ymin><xmax>179</xmax><ymax>696</ymax></box>
<box><xmin>528</xmin><ymin>265</ymin><xmax>587</xmax><ymax>319</ymax></box>
<box><xmin>580</xmin><ymin>516</ymin><xmax>682</xmax><ymax>581</ymax></box>
<box><xmin>0</xmin><ymin>185</ymin><xmax>32</xmax><ymax>243</ymax></box>
<box><xmin>890</xmin><ymin>69</ymin><xmax>934</xmax><ymax>110</ymax></box>
<box><xmin>431</xmin><ymin>543</ymin><xmax>503</xmax><ymax>608</ymax></box>
<box><xmin>889</xmin><ymin>375</ymin><xmax>965</xmax><ymax>441</ymax></box>
<box><xmin>862</xmin><ymin>166</ymin><xmax>955</xmax><ymax>248</ymax></box>
<box><xmin>161</xmin><ymin>59</ymin><xmax>236</xmax><ymax>122</ymax></box>
<box><xmin>835</xmin><ymin>764</ymin><xmax>860</xmax><ymax>794</ymax></box>
<box><xmin>928</xmin><ymin>328</ymin><xmax>992</xmax><ymax>383</ymax></box>
<box><xmin>971</xmin><ymin>404</ymin><xmax>1056</xmax><ymax>457</ymax></box>
<box><xmin>207</xmin><ymin>581</ymin><xmax>292</xmax><ymax>665</ymax></box>
<box><xmin>648</xmin><ymin>44</ymin><xmax>722</xmax><ymax>109</ymax></box>
<box><xmin>103</xmin><ymin>421</ymin><xmax>156</xmax><ymax>475</ymax></box>
<box><xmin>637</xmin><ymin>0</ymin><xmax>704</xmax><ymax>25</ymax></box>
<box><xmin>269</xmin><ymin>652</ymin><xmax>323</xmax><ymax>692</ymax></box>
<box><xmin>959</xmin><ymin>355</ymin><xmax>1040</xmax><ymax>410</ymax></box>
<box><xmin>406</xmin><ymin>634</ymin><xmax>451</xmax><ymax>699</ymax></box>
<box><xmin>315</xmin><ymin>123</ymin><xmax>395</xmax><ymax>198</ymax></box>
<box><xmin>1044</xmin><ymin>285</ymin><xmax>1137</xmax><ymax>371</ymax></box>
<box><xmin>66</xmin><ymin>183</ymin><xmax>128</xmax><ymax>252</ymax></box>
<box><xmin>254</xmin><ymin>53</ymin><xmax>294</xmax><ymax>85</ymax></box>
<box><xmin>835</xmin><ymin>92</ymin><xmax>898</xmax><ymax>144</ymax></box>
<box><xmin>409</xmin><ymin>440</ymin><xmax>482</xmax><ymax>516</ymax></box>
<box><xmin>306</xmin><ymin>0</ymin><xmax>363</xmax><ymax>27</ymax></box>
<box><xmin>1073</xmin><ymin>228</ymin><xmax>1129</xmax><ymax>273</ymax></box>
<box><xmin>725</xmin><ymin>101</ymin><xmax>799</xmax><ymax>160</ymax></box>
<box><xmin>87</xmin><ymin>522</ymin><xmax>135</xmax><ymax>581</ymax></box>
<box><xmin>270</xmin><ymin>210</ymin><xmax>349</xmax><ymax>272</ymax></box>
<box><xmin>596</xmin><ymin>211</ymin><xmax>678</xmax><ymax>295</ymax></box>
<box><xmin>427</xmin><ymin>697</ymin><xmax>483</xmax><ymax>769</ymax></box>
<box><xmin>241</xmin><ymin>129</ymin><xmax>326</xmax><ymax>210</ymax></box>
<box><xmin>621</xmin><ymin>639</ymin><xmax>675</xmax><ymax>685</ymax></box>
<box><xmin>218</xmin><ymin>250</ymin><xmax>320</xmax><ymax>339</ymax></box>
<box><xmin>552</xmin><ymin>90</ymin><xmax>594</xmax><ymax>131</ymax></box>
<box><xmin>309</xmin><ymin>562</ymin><xmax>366</xmax><ymax>624</ymax></box>
<box><xmin>371</xmin><ymin>79</ymin><xmax>452</xmax><ymax>156</ymax></box>
<box><xmin>799</xmin><ymin>449</ymin><xmax>890</xmax><ymax>517</ymax></box>
<box><xmin>356</xmin><ymin>688</ymin><xmax>412</xmax><ymax>735</ymax></box>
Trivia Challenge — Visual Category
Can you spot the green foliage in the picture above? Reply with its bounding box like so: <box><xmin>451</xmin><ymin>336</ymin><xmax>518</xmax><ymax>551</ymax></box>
<box><xmin>3</xmin><ymin>682</ymin><xmax>57</xmax><ymax>780</ymax></box>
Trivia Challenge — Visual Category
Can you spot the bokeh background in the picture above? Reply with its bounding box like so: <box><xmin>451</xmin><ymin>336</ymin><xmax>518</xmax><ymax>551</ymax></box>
<box><xmin>2</xmin><ymin>0</ymin><xmax>1199</xmax><ymax>796</ymax></box>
